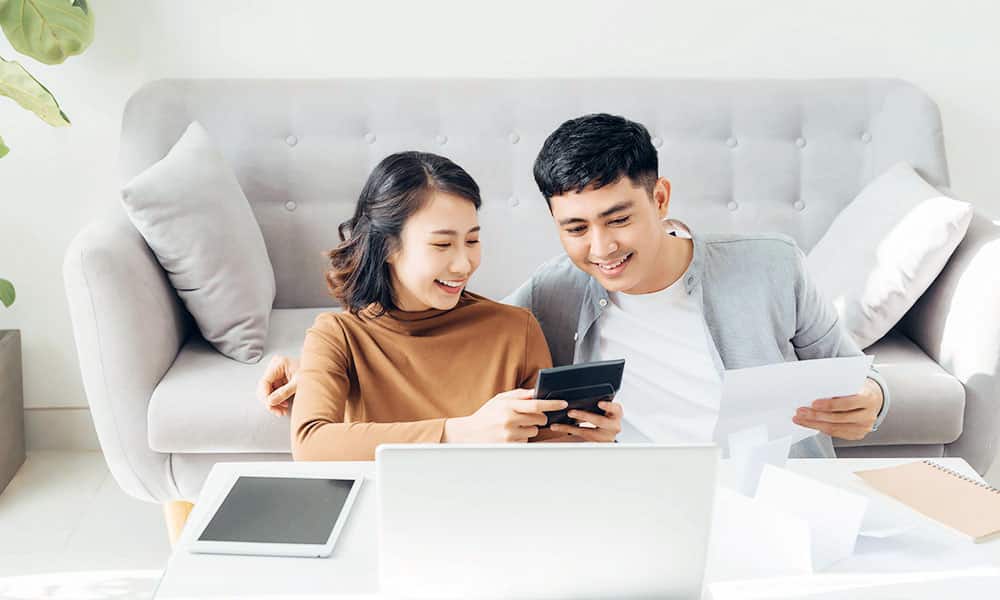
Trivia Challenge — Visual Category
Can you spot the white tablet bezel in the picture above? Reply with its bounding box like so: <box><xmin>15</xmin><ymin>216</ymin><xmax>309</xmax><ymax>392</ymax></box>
<box><xmin>188</xmin><ymin>471</ymin><xmax>364</xmax><ymax>558</ymax></box>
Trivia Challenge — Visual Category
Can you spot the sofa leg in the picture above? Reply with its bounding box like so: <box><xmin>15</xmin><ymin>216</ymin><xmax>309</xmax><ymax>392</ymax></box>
<box><xmin>163</xmin><ymin>500</ymin><xmax>195</xmax><ymax>546</ymax></box>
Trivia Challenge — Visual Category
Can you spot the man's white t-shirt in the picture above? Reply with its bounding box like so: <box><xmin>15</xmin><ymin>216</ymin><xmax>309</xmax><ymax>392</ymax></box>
<box><xmin>596</xmin><ymin>275</ymin><xmax>723</xmax><ymax>444</ymax></box>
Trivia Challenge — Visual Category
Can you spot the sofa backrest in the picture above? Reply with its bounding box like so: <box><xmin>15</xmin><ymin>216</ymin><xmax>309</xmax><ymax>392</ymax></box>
<box><xmin>119</xmin><ymin>79</ymin><xmax>949</xmax><ymax>309</ymax></box>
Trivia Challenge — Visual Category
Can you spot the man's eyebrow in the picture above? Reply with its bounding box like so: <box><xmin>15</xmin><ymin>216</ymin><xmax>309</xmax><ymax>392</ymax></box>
<box><xmin>429</xmin><ymin>226</ymin><xmax>481</xmax><ymax>235</ymax></box>
<box><xmin>557</xmin><ymin>201</ymin><xmax>634</xmax><ymax>226</ymax></box>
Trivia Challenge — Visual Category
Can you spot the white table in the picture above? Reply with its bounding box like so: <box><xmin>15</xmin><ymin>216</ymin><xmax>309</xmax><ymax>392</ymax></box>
<box><xmin>153</xmin><ymin>458</ymin><xmax>1000</xmax><ymax>599</ymax></box>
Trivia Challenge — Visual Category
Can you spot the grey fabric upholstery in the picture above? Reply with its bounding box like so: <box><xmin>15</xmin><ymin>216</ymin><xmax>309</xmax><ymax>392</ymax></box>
<box><xmin>116</xmin><ymin>79</ymin><xmax>950</xmax><ymax>307</ymax></box>
<box><xmin>149</xmin><ymin>316</ymin><xmax>966</xmax><ymax>456</ymax></box>
<box><xmin>835</xmin><ymin>331</ymin><xmax>965</xmax><ymax>447</ymax></box>
<box><xmin>834</xmin><ymin>444</ymin><xmax>945</xmax><ymax>460</ymax></box>
<box><xmin>899</xmin><ymin>212</ymin><xmax>1000</xmax><ymax>474</ymax></box>
<box><xmin>121</xmin><ymin>121</ymin><xmax>276</xmax><ymax>364</ymax></box>
<box><xmin>64</xmin><ymin>213</ymin><xmax>190</xmax><ymax>502</ymax></box>
<box><xmin>148</xmin><ymin>308</ymin><xmax>325</xmax><ymax>454</ymax></box>
<box><xmin>64</xmin><ymin>78</ymin><xmax>999</xmax><ymax>504</ymax></box>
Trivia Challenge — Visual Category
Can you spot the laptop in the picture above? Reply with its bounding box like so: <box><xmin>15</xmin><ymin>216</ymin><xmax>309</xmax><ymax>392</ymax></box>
<box><xmin>376</xmin><ymin>443</ymin><xmax>719</xmax><ymax>599</ymax></box>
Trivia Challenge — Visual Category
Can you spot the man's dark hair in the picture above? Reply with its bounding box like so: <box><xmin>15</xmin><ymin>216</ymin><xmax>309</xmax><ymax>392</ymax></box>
<box><xmin>326</xmin><ymin>151</ymin><xmax>481</xmax><ymax>316</ymax></box>
<box><xmin>533</xmin><ymin>113</ymin><xmax>658</xmax><ymax>208</ymax></box>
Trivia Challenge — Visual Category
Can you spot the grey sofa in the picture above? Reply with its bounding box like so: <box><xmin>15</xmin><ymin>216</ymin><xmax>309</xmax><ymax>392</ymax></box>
<box><xmin>63</xmin><ymin>79</ymin><xmax>1000</xmax><ymax>504</ymax></box>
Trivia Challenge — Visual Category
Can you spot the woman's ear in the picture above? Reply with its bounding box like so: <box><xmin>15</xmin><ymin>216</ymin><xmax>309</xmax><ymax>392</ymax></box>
<box><xmin>385</xmin><ymin>238</ymin><xmax>401</xmax><ymax>266</ymax></box>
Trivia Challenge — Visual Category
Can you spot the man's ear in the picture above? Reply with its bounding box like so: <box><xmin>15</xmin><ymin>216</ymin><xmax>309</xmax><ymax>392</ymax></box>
<box><xmin>653</xmin><ymin>177</ymin><xmax>672</xmax><ymax>219</ymax></box>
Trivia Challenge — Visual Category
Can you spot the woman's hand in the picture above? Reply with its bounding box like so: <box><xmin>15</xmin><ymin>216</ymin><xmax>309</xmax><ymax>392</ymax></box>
<box><xmin>546</xmin><ymin>401</ymin><xmax>624</xmax><ymax>443</ymax></box>
<box><xmin>443</xmin><ymin>389</ymin><xmax>568</xmax><ymax>443</ymax></box>
<box><xmin>257</xmin><ymin>355</ymin><xmax>300</xmax><ymax>416</ymax></box>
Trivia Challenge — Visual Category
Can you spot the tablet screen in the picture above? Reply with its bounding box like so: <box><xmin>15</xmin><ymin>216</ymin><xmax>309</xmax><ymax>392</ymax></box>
<box><xmin>197</xmin><ymin>476</ymin><xmax>356</xmax><ymax>545</ymax></box>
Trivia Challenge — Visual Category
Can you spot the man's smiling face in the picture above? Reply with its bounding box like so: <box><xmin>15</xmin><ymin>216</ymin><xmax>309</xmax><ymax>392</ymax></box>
<box><xmin>549</xmin><ymin>176</ymin><xmax>673</xmax><ymax>294</ymax></box>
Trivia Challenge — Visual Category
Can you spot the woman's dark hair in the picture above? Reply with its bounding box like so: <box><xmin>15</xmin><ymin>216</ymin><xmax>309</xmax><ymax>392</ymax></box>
<box><xmin>533</xmin><ymin>113</ymin><xmax>658</xmax><ymax>208</ymax></box>
<box><xmin>326</xmin><ymin>151</ymin><xmax>481</xmax><ymax>315</ymax></box>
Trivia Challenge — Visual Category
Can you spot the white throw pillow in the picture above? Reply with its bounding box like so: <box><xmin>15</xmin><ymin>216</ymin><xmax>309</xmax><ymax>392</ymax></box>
<box><xmin>807</xmin><ymin>162</ymin><xmax>973</xmax><ymax>349</ymax></box>
<box><xmin>121</xmin><ymin>121</ymin><xmax>276</xmax><ymax>363</ymax></box>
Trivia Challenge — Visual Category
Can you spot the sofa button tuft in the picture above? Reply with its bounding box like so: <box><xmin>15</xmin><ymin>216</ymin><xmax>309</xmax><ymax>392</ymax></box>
<box><xmin>364</xmin><ymin>132</ymin><xmax>376</xmax><ymax>144</ymax></box>
<box><xmin>794</xmin><ymin>200</ymin><xmax>805</xmax><ymax>211</ymax></box>
<box><xmin>436</xmin><ymin>134</ymin><xmax>448</xmax><ymax>146</ymax></box>
<box><xmin>509</xmin><ymin>132</ymin><xmax>520</xmax><ymax>144</ymax></box>
<box><xmin>726</xmin><ymin>137</ymin><xmax>738</xmax><ymax>148</ymax></box>
<box><xmin>796</xmin><ymin>137</ymin><xmax>807</xmax><ymax>148</ymax></box>
<box><xmin>285</xmin><ymin>201</ymin><xmax>297</xmax><ymax>212</ymax></box>
<box><xmin>727</xmin><ymin>201</ymin><xmax>739</xmax><ymax>212</ymax></box>
<box><xmin>285</xmin><ymin>135</ymin><xmax>298</xmax><ymax>147</ymax></box>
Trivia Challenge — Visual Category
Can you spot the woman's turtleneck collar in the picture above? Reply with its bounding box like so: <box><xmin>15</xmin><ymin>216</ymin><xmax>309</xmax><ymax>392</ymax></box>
<box><xmin>359</xmin><ymin>292</ymin><xmax>476</xmax><ymax>334</ymax></box>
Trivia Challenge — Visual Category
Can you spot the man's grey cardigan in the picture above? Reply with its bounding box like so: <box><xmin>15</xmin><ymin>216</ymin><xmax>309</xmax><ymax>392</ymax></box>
<box><xmin>504</xmin><ymin>231</ymin><xmax>889</xmax><ymax>458</ymax></box>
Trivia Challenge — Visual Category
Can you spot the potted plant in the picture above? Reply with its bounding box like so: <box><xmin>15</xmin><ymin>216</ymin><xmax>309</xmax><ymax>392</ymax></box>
<box><xmin>0</xmin><ymin>0</ymin><xmax>95</xmax><ymax>493</ymax></box>
<box><xmin>1</xmin><ymin>279</ymin><xmax>22</xmax><ymax>494</ymax></box>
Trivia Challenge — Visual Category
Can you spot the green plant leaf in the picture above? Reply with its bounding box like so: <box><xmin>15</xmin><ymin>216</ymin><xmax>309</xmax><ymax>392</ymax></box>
<box><xmin>0</xmin><ymin>279</ymin><xmax>14</xmax><ymax>308</ymax></box>
<box><xmin>0</xmin><ymin>134</ymin><xmax>8</xmax><ymax>158</ymax></box>
<box><xmin>0</xmin><ymin>55</ymin><xmax>70</xmax><ymax>126</ymax></box>
<box><xmin>0</xmin><ymin>0</ymin><xmax>94</xmax><ymax>65</ymax></box>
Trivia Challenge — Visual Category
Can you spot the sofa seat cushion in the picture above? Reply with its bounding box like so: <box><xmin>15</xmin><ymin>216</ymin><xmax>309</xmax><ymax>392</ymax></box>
<box><xmin>148</xmin><ymin>308</ymin><xmax>329</xmax><ymax>453</ymax></box>
<box><xmin>149</xmin><ymin>310</ymin><xmax>964</xmax><ymax>453</ymax></box>
<box><xmin>834</xmin><ymin>330</ymin><xmax>965</xmax><ymax>448</ymax></box>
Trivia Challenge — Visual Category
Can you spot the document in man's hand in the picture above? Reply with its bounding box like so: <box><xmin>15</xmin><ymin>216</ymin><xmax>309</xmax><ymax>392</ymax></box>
<box><xmin>713</xmin><ymin>356</ymin><xmax>874</xmax><ymax>455</ymax></box>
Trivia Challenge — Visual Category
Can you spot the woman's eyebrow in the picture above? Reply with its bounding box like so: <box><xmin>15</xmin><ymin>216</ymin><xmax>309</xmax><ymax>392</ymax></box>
<box><xmin>429</xmin><ymin>226</ymin><xmax>481</xmax><ymax>235</ymax></box>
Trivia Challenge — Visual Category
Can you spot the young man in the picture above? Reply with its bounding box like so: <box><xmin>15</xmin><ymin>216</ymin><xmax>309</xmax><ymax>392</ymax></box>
<box><xmin>260</xmin><ymin>113</ymin><xmax>887</xmax><ymax>457</ymax></box>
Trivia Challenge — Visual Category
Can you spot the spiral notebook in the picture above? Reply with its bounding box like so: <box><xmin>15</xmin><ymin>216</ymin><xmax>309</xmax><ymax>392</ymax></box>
<box><xmin>856</xmin><ymin>460</ymin><xmax>1000</xmax><ymax>543</ymax></box>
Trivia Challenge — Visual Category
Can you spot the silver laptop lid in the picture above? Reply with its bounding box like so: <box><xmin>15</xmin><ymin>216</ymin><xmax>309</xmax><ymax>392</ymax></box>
<box><xmin>376</xmin><ymin>443</ymin><xmax>719</xmax><ymax>599</ymax></box>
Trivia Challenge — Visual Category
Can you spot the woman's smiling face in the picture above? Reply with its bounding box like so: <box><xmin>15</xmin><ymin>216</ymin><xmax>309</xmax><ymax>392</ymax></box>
<box><xmin>387</xmin><ymin>190</ymin><xmax>482</xmax><ymax>311</ymax></box>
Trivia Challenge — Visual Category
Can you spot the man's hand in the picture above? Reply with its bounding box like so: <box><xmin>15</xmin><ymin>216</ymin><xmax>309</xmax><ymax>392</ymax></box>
<box><xmin>257</xmin><ymin>355</ymin><xmax>300</xmax><ymax>417</ymax></box>
<box><xmin>792</xmin><ymin>377</ymin><xmax>884</xmax><ymax>441</ymax></box>
<box><xmin>546</xmin><ymin>401</ymin><xmax>624</xmax><ymax>443</ymax></box>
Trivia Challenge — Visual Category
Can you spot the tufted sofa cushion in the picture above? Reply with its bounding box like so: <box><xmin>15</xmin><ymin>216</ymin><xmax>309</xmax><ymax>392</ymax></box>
<box><xmin>119</xmin><ymin>79</ymin><xmax>948</xmax><ymax>308</ymax></box>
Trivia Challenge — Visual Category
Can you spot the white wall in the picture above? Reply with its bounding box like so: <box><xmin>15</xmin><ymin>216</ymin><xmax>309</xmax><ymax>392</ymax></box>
<box><xmin>0</xmin><ymin>0</ymin><xmax>998</xmax><ymax>467</ymax></box>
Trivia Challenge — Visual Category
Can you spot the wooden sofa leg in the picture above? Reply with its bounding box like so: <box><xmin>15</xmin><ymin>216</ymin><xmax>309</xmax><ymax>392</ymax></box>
<box><xmin>164</xmin><ymin>500</ymin><xmax>195</xmax><ymax>546</ymax></box>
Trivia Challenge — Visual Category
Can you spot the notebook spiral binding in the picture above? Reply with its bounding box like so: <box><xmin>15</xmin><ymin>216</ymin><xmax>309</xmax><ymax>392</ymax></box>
<box><xmin>923</xmin><ymin>460</ymin><xmax>1000</xmax><ymax>494</ymax></box>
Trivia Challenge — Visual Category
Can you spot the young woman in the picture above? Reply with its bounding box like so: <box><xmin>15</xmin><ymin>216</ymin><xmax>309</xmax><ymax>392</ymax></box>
<box><xmin>275</xmin><ymin>151</ymin><xmax>623</xmax><ymax>460</ymax></box>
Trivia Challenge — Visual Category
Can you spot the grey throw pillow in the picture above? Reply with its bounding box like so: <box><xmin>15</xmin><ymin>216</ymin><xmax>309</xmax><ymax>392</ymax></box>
<box><xmin>121</xmin><ymin>121</ymin><xmax>275</xmax><ymax>363</ymax></box>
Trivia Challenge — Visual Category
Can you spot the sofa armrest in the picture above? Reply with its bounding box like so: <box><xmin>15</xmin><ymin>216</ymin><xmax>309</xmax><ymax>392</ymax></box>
<box><xmin>63</xmin><ymin>213</ymin><xmax>191</xmax><ymax>502</ymax></box>
<box><xmin>899</xmin><ymin>211</ymin><xmax>1000</xmax><ymax>475</ymax></box>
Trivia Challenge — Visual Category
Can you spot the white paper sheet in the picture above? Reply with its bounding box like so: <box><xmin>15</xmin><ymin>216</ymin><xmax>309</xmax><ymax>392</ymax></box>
<box><xmin>857</xmin><ymin>494</ymin><xmax>922</xmax><ymax>538</ymax></box>
<box><xmin>726</xmin><ymin>426</ymin><xmax>793</xmax><ymax>497</ymax></box>
<box><xmin>833</xmin><ymin>525</ymin><xmax>997</xmax><ymax>574</ymax></box>
<box><xmin>728</xmin><ymin>425</ymin><xmax>768</xmax><ymax>456</ymax></box>
<box><xmin>705</xmin><ymin>488</ymin><xmax>814</xmax><ymax>584</ymax></box>
<box><xmin>755</xmin><ymin>465</ymin><xmax>869</xmax><ymax>571</ymax></box>
<box><xmin>714</xmin><ymin>356</ymin><xmax>874</xmax><ymax>455</ymax></box>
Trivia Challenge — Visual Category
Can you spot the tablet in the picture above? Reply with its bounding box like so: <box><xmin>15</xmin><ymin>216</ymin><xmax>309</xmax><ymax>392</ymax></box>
<box><xmin>189</xmin><ymin>473</ymin><xmax>363</xmax><ymax>558</ymax></box>
<box><xmin>534</xmin><ymin>359</ymin><xmax>626</xmax><ymax>427</ymax></box>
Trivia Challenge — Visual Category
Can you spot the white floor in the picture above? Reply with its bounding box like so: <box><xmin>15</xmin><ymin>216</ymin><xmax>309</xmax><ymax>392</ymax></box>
<box><xmin>0</xmin><ymin>451</ymin><xmax>171</xmax><ymax>599</ymax></box>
